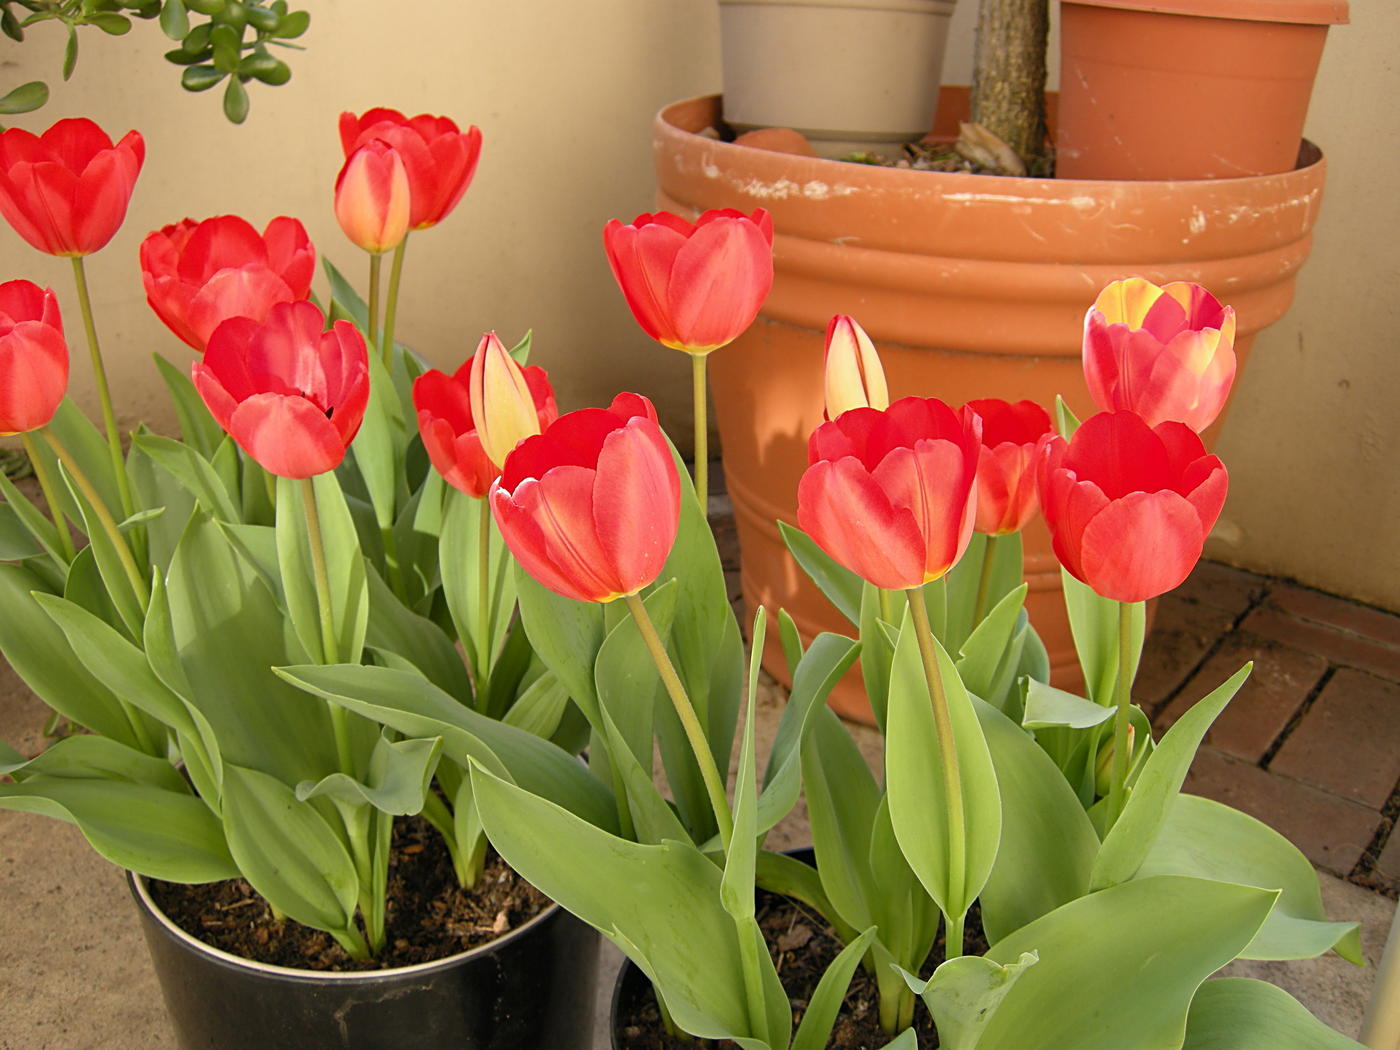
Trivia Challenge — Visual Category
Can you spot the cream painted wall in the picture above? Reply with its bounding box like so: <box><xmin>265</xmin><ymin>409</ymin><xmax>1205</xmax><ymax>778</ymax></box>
<box><xmin>3</xmin><ymin>1</ymin><xmax>1396</xmax><ymax>608</ymax></box>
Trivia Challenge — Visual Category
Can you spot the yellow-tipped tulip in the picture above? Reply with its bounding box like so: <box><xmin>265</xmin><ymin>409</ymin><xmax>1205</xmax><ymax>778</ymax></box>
<box><xmin>333</xmin><ymin>141</ymin><xmax>410</xmax><ymax>255</ymax></box>
<box><xmin>470</xmin><ymin>331</ymin><xmax>543</xmax><ymax>469</ymax></box>
<box><xmin>823</xmin><ymin>314</ymin><xmax>889</xmax><ymax>419</ymax></box>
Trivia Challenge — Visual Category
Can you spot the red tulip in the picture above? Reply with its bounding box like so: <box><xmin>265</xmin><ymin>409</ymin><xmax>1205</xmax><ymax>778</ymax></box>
<box><xmin>1083</xmin><ymin>277</ymin><xmax>1237</xmax><ymax>433</ymax></box>
<box><xmin>0</xmin><ymin>118</ymin><xmax>144</xmax><ymax>257</ymax></box>
<box><xmin>797</xmin><ymin>397</ymin><xmax>981</xmax><ymax>591</ymax></box>
<box><xmin>334</xmin><ymin>141</ymin><xmax>410</xmax><ymax>254</ymax></box>
<box><xmin>490</xmin><ymin>394</ymin><xmax>679</xmax><ymax>604</ymax></box>
<box><xmin>340</xmin><ymin>108</ymin><xmax>483</xmax><ymax>230</ymax></box>
<box><xmin>1038</xmin><ymin>411</ymin><xmax>1228</xmax><ymax>603</ymax></box>
<box><xmin>602</xmin><ymin>208</ymin><xmax>774</xmax><ymax>355</ymax></box>
<box><xmin>413</xmin><ymin>334</ymin><xmax>557</xmax><ymax>498</ymax></box>
<box><xmin>140</xmin><ymin>215</ymin><xmax>316</xmax><ymax>352</ymax></box>
<box><xmin>0</xmin><ymin>280</ymin><xmax>67</xmax><ymax>435</ymax></box>
<box><xmin>193</xmin><ymin>301</ymin><xmax>369</xmax><ymax>479</ymax></box>
<box><xmin>965</xmin><ymin>398</ymin><xmax>1053</xmax><ymax>536</ymax></box>
<box><xmin>824</xmin><ymin>315</ymin><xmax>888</xmax><ymax>419</ymax></box>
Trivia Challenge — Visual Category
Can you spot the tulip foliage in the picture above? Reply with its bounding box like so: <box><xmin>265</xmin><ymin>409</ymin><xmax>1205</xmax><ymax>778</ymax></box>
<box><xmin>0</xmin><ymin>108</ymin><xmax>1369</xmax><ymax>1050</ymax></box>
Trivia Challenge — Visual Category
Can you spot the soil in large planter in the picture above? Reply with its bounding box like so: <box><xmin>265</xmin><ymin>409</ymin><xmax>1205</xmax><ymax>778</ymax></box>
<box><xmin>614</xmin><ymin>890</ymin><xmax>989</xmax><ymax>1048</ymax></box>
<box><xmin>148</xmin><ymin>814</ymin><xmax>549</xmax><ymax>970</ymax></box>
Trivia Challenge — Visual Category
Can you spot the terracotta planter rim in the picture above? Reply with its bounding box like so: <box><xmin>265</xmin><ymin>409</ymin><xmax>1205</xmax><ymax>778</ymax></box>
<box><xmin>656</xmin><ymin>94</ymin><xmax>1325</xmax><ymax>193</ymax></box>
<box><xmin>128</xmin><ymin>870</ymin><xmax>564</xmax><ymax>982</ymax></box>
<box><xmin>1059</xmin><ymin>0</ymin><xmax>1347</xmax><ymax>26</ymax></box>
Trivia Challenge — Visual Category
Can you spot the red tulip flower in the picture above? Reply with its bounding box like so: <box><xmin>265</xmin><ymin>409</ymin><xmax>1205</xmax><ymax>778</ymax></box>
<box><xmin>1038</xmin><ymin>411</ymin><xmax>1228</xmax><ymax>603</ymax></box>
<box><xmin>965</xmin><ymin>398</ymin><xmax>1053</xmax><ymax>536</ymax></box>
<box><xmin>602</xmin><ymin>208</ymin><xmax>774</xmax><ymax>355</ymax></box>
<box><xmin>140</xmin><ymin>215</ymin><xmax>316</xmax><ymax>352</ymax></box>
<box><xmin>340</xmin><ymin>108</ymin><xmax>483</xmax><ymax>231</ymax></box>
<box><xmin>334</xmin><ymin>141</ymin><xmax>410</xmax><ymax>255</ymax></box>
<box><xmin>0</xmin><ymin>118</ymin><xmax>144</xmax><ymax>257</ymax></box>
<box><xmin>824</xmin><ymin>314</ymin><xmax>889</xmax><ymax>420</ymax></box>
<box><xmin>0</xmin><ymin>280</ymin><xmax>67</xmax><ymax>435</ymax></box>
<box><xmin>413</xmin><ymin>334</ymin><xmax>557</xmax><ymax>498</ymax></box>
<box><xmin>798</xmin><ymin>397</ymin><xmax>981</xmax><ymax>591</ymax></box>
<box><xmin>490</xmin><ymin>393</ymin><xmax>680</xmax><ymax>604</ymax></box>
<box><xmin>193</xmin><ymin>301</ymin><xmax>369</xmax><ymax>479</ymax></box>
<box><xmin>1083</xmin><ymin>277</ymin><xmax>1237</xmax><ymax>433</ymax></box>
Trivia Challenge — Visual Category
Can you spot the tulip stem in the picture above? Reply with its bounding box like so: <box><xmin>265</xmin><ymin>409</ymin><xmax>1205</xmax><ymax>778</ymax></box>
<box><xmin>70</xmin><ymin>256</ymin><xmax>134</xmax><ymax>521</ymax></box>
<box><xmin>475</xmin><ymin>496</ymin><xmax>493</xmax><ymax>708</ymax></box>
<box><xmin>19</xmin><ymin>432</ymin><xmax>75</xmax><ymax>562</ymax></box>
<box><xmin>381</xmin><ymin>236</ymin><xmax>408</xmax><ymax>363</ymax></box>
<box><xmin>38</xmin><ymin>428</ymin><xmax>148</xmax><ymax>609</ymax></box>
<box><xmin>1105</xmin><ymin>600</ymin><xmax>1137</xmax><ymax>829</ymax></box>
<box><xmin>623</xmin><ymin>591</ymin><xmax>733</xmax><ymax>853</ymax></box>
<box><xmin>971</xmin><ymin>533</ymin><xmax>1000</xmax><ymax>627</ymax></box>
<box><xmin>907</xmin><ymin>587</ymin><xmax>967</xmax><ymax>961</ymax></box>
<box><xmin>691</xmin><ymin>354</ymin><xmax>708</xmax><ymax>513</ymax></box>
<box><xmin>301</xmin><ymin>478</ymin><xmax>355</xmax><ymax>775</ymax></box>
<box><xmin>367</xmin><ymin>253</ymin><xmax>383</xmax><ymax>368</ymax></box>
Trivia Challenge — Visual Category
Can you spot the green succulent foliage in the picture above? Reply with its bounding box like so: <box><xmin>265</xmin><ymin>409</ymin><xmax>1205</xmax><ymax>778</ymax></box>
<box><xmin>0</xmin><ymin>0</ymin><xmax>307</xmax><ymax>125</ymax></box>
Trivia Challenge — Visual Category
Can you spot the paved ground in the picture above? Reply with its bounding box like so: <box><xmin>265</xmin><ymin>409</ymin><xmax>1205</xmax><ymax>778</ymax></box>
<box><xmin>0</xmin><ymin>478</ymin><xmax>1395</xmax><ymax>1047</ymax></box>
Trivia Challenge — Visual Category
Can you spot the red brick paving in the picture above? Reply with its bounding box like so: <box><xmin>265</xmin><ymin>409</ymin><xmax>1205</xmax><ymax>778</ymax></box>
<box><xmin>1271</xmin><ymin>670</ymin><xmax>1400</xmax><ymax>810</ymax></box>
<box><xmin>1241</xmin><ymin>604</ymin><xmax>1400</xmax><ymax>682</ymax></box>
<box><xmin>1134</xmin><ymin>594</ymin><xmax>1237</xmax><ymax>709</ymax></box>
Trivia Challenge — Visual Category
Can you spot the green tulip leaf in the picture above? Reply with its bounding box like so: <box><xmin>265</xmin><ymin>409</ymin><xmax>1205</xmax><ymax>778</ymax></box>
<box><xmin>777</xmin><ymin>608</ymin><xmax>804</xmax><ymax>674</ymax></box>
<box><xmin>722</xmin><ymin>607</ymin><xmax>765</xmax><ymax>919</ymax></box>
<box><xmin>1138</xmin><ymin>793</ymin><xmax>1362</xmax><ymax>963</ymax></box>
<box><xmin>348</xmin><ymin>346</ymin><xmax>405</xmax><ymax>533</ymax></box>
<box><xmin>1063</xmin><ymin>573</ymin><xmax>1145</xmax><ymax>705</ymax></box>
<box><xmin>1022</xmin><ymin>679</ymin><xmax>1116</xmax><ymax>730</ymax></box>
<box><xmin>779</xmin><ymin>521</ymin><xmax>863</xmax><ymax>626</ymax></box>
<box><xmin>131</xmin><ymin>431</ymin><xmax>239</xmax><ymax>523</ymax></box>
<box><xmin>1053</xmin><ymin>395</ymin><xmax>1081</xmax><ymax>439</ymax></box>
<box><xmin>502</xmin><ymin>669</ymin><xmax>570</xmax><ymax>739</ymax></box>
<box><xmin>1092</xmin><ymin>664</ymin><xmax>1251</xmax><ymax>890</ymax></box>
<box><xmin>363</xmin><ymin>567</ymin><xmax>472</xmax><ymax>700</ymax></box>
<box><xmin>323</xmin><ymin>257</ymin><xmax>369</xmax><ymax>330</ymax></box>
<box><xmin>941</xmin><ymin>531</ymin><xmax>1024</xmax><ymax>655</ymax></box>
<box><xmin>5</xmin><ymin>734</ymin><xmax>184</xmax><ymax>792</ymax></box>
<box><xmin>802</xmin><ymin>704</ymin><xmax>881</xmax><ymax>931</ymax></box>
<box><xmin>977</xmin><ymin>876</ymin><xmax>1278</xmax><ymax>1050</ymax></box>
<box><xmin>886</xmin><ymin>608</ymin><xmax>1001</xmax><ymax>921</ymax></box>
<box><xmin>0</xmin><ymin>467</ymin><xmax>64</xmax><ymax>564</ymax></box>
<box><xmin>595</xmin><ymin>581</ymin><xmax>677</xmax><ymax>775</ymax></box>
<box><xmin>859</xmin><ymin>581</ymin><xmax>896</xmax><ymax>732</ymax></box>
<box><xmin>901</xmin><ymin>950</ymin><xmax>1038</xmax><ymax>1050</ymax></box>
<box><xmin>790</xmin><ymin>926</ymin><xmax>880</xmax><ymax>1050</ymax></box>
<box><xmin>956</xmin><ymin>581</ymin><xmax>1028</xmax><ymax>698</ymax></box>
<box><xmin>296</xmin><ymin>734</ymin><xmax>442</xmax><ymax>815</ymax></box>
<box><xmin>56</xmin><ymin>461</ymin><xmax>145</xmax><ymax>639</ymax></box>
<box><xmin>1180</xmin><ymin>979</ymin><xmax>1365</xmax><ymax>1049</ymax></box>
<box><xmin>513</xmin><ymin>562</ymin><xmax>607</xmax><ymax>726</ymax></box>
<box><xmin>152</xmin><ymin>354</ymin><xmax>225</xmax><ymax>458</ymax></box>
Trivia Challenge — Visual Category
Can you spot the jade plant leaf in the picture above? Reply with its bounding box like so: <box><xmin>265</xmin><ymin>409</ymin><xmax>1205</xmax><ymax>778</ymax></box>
<box><xmin>900</xmin><ymin>951</ymin><xmax>1039</xmax><ymax>1050</ymax></box>
<box><xmin>1137</xmin><ymin>793</ymin><xmax>1363</xmax><ymax>963</ymax></box>
<box><xmin>977</xmin><ymin>875</ymin><xmax>1278</xmax><ymax>1050</ymax></box>
<box><xmin>1092</xmin><ymin>664</ymin><xmax>1251</xmax><ymax>890</ymax></box>
<box><xmin>1180</xmin><ymin>979</ymin><xmax>1366</xmax><ymax>1049</ymax></box>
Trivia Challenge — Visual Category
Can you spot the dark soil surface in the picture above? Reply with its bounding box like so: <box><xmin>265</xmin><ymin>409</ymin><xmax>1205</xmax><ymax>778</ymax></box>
<box><xmin>614</xmin><ymin>891</ymin><xmax>988</xmax><ymax>1049</ymax></box>
<box><xmin>148</xmin><ymin>815</ymin><xmax>549</xmax><ymax>971</ymax></box>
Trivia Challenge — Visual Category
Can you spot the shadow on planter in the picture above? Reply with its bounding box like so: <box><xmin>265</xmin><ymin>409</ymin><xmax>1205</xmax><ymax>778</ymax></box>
<box><xmin>130</xmin><ymin>872</ymin><xmax>599</xmax><ymax>1050</ymax></box>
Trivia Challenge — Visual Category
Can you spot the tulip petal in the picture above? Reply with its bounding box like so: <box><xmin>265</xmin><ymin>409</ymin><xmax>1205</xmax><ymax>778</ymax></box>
<box><xmin>666</xmin><ymin>216</ymin><xmax>773</xmax><ymax>352</ymax></box>
<box><xmin>1077</xmin><ymin>491</ymin><xmax>1204</xmax><ymax>603</ymax></box>
<box><xmin>499</xmin><ymin>467</ymin><xmax>623</xmax><ymax>602</ymax></box>
<box><xmin>797</xmin><ymin>457</ymin><xmax>926</xmax><ymax>591</ymax></box>
<box><xmin>226</xmin><ymin>393</ymin><xmax>348</xmax><ymax>479</ymax></box>
<box><xmin>0</xmin><ymin>320</ymin><xmax>67</xmax><ymax>433</ymax></box>
<box><xmin>591</xmin><ymin>418</ymin><xmax>680</xmax><ymax>596</ymax></box>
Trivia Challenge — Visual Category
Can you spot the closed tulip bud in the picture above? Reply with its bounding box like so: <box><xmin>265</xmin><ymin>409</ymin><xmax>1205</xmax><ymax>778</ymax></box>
<box><xmin>1083</xmin><ymin>278</ymin><xmax>1236</xmax><ymax>433</ymax></box>
<box><xmin>334</xmin><ymin>141</ymin><xmax>410</xmax><ymax>255</ymax></box>
<box><xmin>1094</xmin><ymin>723</ymin><xmax>1136</xmax><ymax>798</ymax></box>
<box><xmin>0</xmin><ymin>280</ymin><xmax>68</xmax><ymax>435</ymax></box>
<box><xmin>470</xmin><ymin>332</ymin><xmax>548</xmax><ymax>470</ymax></box>
<box><xmin>823</xmin><ymin>315</ymin><xmax>888</xmax><ymax>419</ymax></box>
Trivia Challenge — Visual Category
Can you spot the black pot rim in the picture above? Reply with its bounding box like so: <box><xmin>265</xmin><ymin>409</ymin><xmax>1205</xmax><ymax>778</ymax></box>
<box><xmin>128</xmin><ymin>870</ymin><xmax>564</xmax><ymax>983</ymax></box>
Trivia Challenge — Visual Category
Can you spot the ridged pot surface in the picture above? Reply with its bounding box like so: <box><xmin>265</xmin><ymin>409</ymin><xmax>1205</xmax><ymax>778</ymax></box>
<box><xmin>653</xmin><ymin>93</ymin><xmax>1326</xmax><ymax>718</ymax></box>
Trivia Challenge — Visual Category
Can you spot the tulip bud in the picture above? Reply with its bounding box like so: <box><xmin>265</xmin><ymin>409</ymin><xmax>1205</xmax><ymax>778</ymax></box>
<box><xmin>1094</xmin><ymin>723</ymin><xmax>1137</xmax><ymax>799</ymax></box>
<box><xmin>823</xmin><ymin>315</ymin><xmax>888</xmax><ymax>419</ymax></box>
<box><xmin>470</xmin><ymin>332</ymin><xmax>543</xmax><ymax>469</ymax></box>
<box><xmin>334</xmin><ymin>141</ymin><xmax>410</xmax><ymax>255</ymax></box>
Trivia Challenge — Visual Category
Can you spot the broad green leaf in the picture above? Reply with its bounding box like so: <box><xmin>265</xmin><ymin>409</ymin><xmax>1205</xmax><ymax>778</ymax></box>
<box><xmin>1063</xmin><ymin>576</ymin><xmax>1146</xmax><ymax>706</ymax></box>
<box><xmin>867</xmin><ymin>794</ymin><xmax>939</xmax><ymax>990</ymax></box>
<box><xmin>126</xmin><ymin>432</ymin><xmax>195</xmax><ymax>570</ymax></box>
<box><xmin>0</xmin><ymin>470</ymin><xmax>59</xmax><ymax>561</ymax></box>
<box><xmin>0</xmin><ymin>80</ymin><xmax>48</xmax><ymax>115</ymax></box>
<box><xmin>802</xmin><ymin>705</ymin><xmax>881</xmax><ymax>930</ymax></box>
<box><xmin>470</xmin><ymin>764</ymin><xmax>758</xmax><ymax>1042</ymax></box>
<box><xmin>323</xmin><ymin>256</ymin><xmax>369</xmax><ymax>330</ymax></box>
<box><xmin>222</xmin><ymin>764</ymin><xmax>359</xmax><ymax>938</ymax></box>
<box><xmin>503</xmin><ymin>670</ymin><xmax>571</xmax><ymax>739</ymax></box>
<box><xmin>779</xmin><ymin>521</ymin><xmax>862</xmax><ymax>626</ymax></box>
<box><xmin>722</xmin><ymin>608</ymin><xmax>765</xmax><ymax>920</ymax></box>
<box><xmin>777</xmin><ymin>608</ymin><xmax>804</xmax><ymax>674</ymax></box>
<box><xmin>974</xmin><ymin>696</ymin><xmax>1100</xmax><ymax>943</ymax></box>
<box><xmin>412</xmin><ymin>468</ymin><xmax>446</xmax><ymax>537</ymax></box>
<box><xmin>275</xmin><ymin>662</ymin><xmax>616</xmax><ymax>832</ymax></box>
<box><xmin>57</xmin><ymin>461</ymin><xmax>145</xmax><ymax>638</ymax></box>
<box><xmin>979</xmin><ymin>876</ymin><xmax>1278</xmax><ymax>1050</ymax></box>
<box><xmin>790</xmin><ymin>926</ymin><xmax>880</xmax><ymax>1050</ymax></box>
<box><xmin>0</xmin><ymin>777</ymin><xmax>234</xmax><ymax>882</ymax></box>
<box><xmin>159</xmin><ymin>0</ymin><xmax>189</xmax><ymax>39</ymax></box>
<box><xmin>1138</xmin><ymin>794</ymin><xmax>1362</xmax><ymax>963</ymax></box>
<box><xmin>6</xmin><ymin>734</ymin><xmax>184</xmax><ymax>792</ymax></box>
<box><xmin>363</xmin><ymin>567</ymin><xmax>472</xmax><ymax>700</ymax></box>
<box><xmin>595</xmin><ymin>581</ymin><xmax>677</xmax><ymax>775</ymax></box>
<box><xmin>1180</xmin><ymin>979</ymin><xmax>1365</xmax><ymax>1050</ymax></box>
<box><xmin>941</xmin><ymin>531</ymin><xmax>1024</xmax><ymax>655</ymax></box>
<box><xmin>594</xmin><ymin>701</ymin><xmax>689</xmax><ymax>847</ymax></box>
<box><xmin>901</xmin><ymin>951</ymin><xmax>1038</xmax><ymax>1050</ymax></box>
<box><xmin>348</xmin><ymin>346</ymin><xmax>406</xmax><ymax>532</ymax></box>
<box><xmin>753</xmin><ymin>850</ymin><xmax>859</xmax><ymax>946</ymax></box>
<box><xmin>514</xmin><ymin>562</ymin><xmax>606</xmax><ymax>726</ymax></box>
<box><xmin>131</xmin><ymin>432</ymin><xmax>238</xmax><ymax>522</ymax></box>
<box><xmin>1092</xmin><ymin>664</ymin><xmax>1251</xmax><ymax>890</ymax></box>
<box><xmin>296</xmin><ymin>734</ymin><xmax>442</xmax><ymax>815</ymax></box>
<box><xmin>956</xmin><ymin>582</ymin><xmax>1028</xmax><ymax>696</ymax></box>
<box><xmin>886</xmin><ymin>609</ymin><xmax>1001</xmax><ymax>921</ymax></box>
<box><xmin>34</xmin><ymin>399</ymin><xmax>122</xmax><ymax>523</ymax></box>
<box><xmin>1022</xmin><ymin>679</ymin><xmax>1116</xmax><ymax>730</ymax></box>
<box><xmin>859</xmin><ymin>581</ymin><xmax>896</xmax><ymax>732</ymax></box>
<box><xmin>152</xmin><ymin>353</ymin><xmax>224</xmax><ymax>457</ymax></box>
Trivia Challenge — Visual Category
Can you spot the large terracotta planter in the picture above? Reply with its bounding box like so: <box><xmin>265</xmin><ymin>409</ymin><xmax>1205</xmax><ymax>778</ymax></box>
<box><xmin>1056</xmin><ymin>0</ymin><xmax>1348</xmax><ymax>180</ymax></box>
<box><xmin>652</xmin><ymin>92</ymin><xmax>1327</xmax><ymax>722</ymax></box>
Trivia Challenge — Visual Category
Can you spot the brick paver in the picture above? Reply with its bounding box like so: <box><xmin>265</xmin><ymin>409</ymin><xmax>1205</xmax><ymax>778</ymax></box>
<box><xmin>1157</xmin><ymin>631</ymin><xmax>1328</xmax><ymax>763</ymax></box>
<box><xmin>1173</xmin><ymin>560</ymin><xmax>1270</xmax><ymax>617</ymax></box>
<box><xmin>1270</xmin><ymin>670</ymin><xmax>1400</xmax><ymax>809</ymax></box>
<box><xmin>1242</xmin><ymin>605</ymin><xmax>1400</xmax><ymax>681</ymax></box>
<box><xmin>1269</xmin><ymin>584</ymin><xmax>1400</xmax><ymax>649</ymax></box>
<box><xmin>1378</xmin><ymin>830</ymin><xmax>1400</xmax><ymax>885</ymax></box>
<box><xmin>1183</xmin><ymin>747</ymin><xmax>1379</xmax><ymax>876</ymax></box>
<box><xmin>1135</xmin><ymin>594</ymin><xmax>1237</xmax><ymax>709</ymax></box>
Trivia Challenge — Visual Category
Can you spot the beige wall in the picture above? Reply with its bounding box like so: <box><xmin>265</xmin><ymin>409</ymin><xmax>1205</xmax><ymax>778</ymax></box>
<box><xmin>4</xmin><ymin>1</ymin><xmax>1396</xmax><ymax>609</ymax></box>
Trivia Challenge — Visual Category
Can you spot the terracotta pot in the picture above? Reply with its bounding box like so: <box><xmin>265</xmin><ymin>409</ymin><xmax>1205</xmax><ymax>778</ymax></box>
<box><xmin>129</xmin><ymin>872</ymin><xmax>599</xmax><ymax>1049</ymax></box>
<box><xmin>718</xmin><ymin>0</ymin><xmax>956</xmax><ymax>159</ymax></box>
<box><xmin>652</xmin><ymin>91</ymin><xmax>1327</xmax><ymax>723</ymax></box>
<box><xmin>1056</xmin><ymin>0</ymin><xmax>1348</xmax><ymax>180</ymax></box>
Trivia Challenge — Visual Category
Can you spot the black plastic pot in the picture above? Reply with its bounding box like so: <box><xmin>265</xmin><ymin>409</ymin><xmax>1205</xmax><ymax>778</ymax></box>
<box><xmin>130</xmin><ymin>872</ymin><xmax>599</xmax><ymax>1050</ymax></box>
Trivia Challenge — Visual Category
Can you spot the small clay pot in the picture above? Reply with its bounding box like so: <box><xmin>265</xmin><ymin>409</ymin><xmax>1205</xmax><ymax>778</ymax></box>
<box><xmin>129</xmin><ymin>872</ymin><xmax>599</xmax><ymax>1050</ymax></box>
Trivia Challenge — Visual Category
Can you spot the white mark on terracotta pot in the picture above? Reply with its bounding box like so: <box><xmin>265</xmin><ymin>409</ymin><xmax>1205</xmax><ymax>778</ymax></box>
<box><xmin>800</xmin><ymin>181</ymin><xmax>856</xmax><ymax>200</ymax></box>
<box><xmin>703</xmin><ymin>163</ymin><xmax>720</xmax><ymax>179</ymax></box>
<box><xmin>1188</xmin><ymin>209</ymin><xmax>1208</xmax><ymax>235</ymax></box>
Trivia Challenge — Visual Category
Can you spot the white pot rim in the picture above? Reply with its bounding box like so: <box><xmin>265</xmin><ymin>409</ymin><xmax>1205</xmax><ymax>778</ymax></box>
<box><xmin>128</xmin><ymin>870</ymin><xmax>564</xmax><ymax>982</ymax></box>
